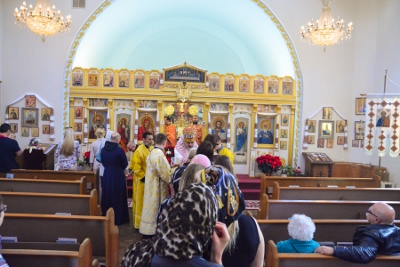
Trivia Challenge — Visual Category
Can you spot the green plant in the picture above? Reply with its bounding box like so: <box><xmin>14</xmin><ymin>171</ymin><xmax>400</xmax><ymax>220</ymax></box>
<box><xmin>281</xmin><ymin>164</ymin><xmax>302</xmax><ymax>176</ymax></box>
<box><xmin>77</xmin><ymin>160</ymin><xmax>85</xmax><ymax>167</ymax></box>
<box><xmin>281</xmin><ymin>164</ymin><xmax>295</xmax><ymax>176</ymax></box>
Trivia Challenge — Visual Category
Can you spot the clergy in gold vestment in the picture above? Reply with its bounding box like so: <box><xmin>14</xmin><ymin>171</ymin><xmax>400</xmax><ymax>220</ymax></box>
<box><xmin>139</xmin><ymin>133</ymin><xmax>175</xmax><ymax>236</ymax></box>
<box><xmin>163</xmin><ymin>116</ymin><xmax>176</xmax><ymax>147</ymax></box>
<box><xmin>129</xmin><ymin>132</ymin><xmax>153</xmax><ymax>229</ymax></box>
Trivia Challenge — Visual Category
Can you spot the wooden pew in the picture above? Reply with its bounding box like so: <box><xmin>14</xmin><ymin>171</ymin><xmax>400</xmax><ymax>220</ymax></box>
<box><xmin>0</xmin><ymin>169</ymin><xmax>97</xmax><ymax>194</ymax></box>
<box><xmin>260</xmin><ymin>176</ymin><xmax>381</xmax><ymax>202</ymax></box>
<box><xmin>0</xmin><ymin>177</ymin><xmax>87</xmax><ymax>195</ymax></box>
<box><xmin>1</xmin><ymin>190</ymin><xmax>101</xmax><ymax>216</ymax></box>
<box><xmin>2</xmin><ymin>208</ymin><xmax>119</xmax><ymax>267</ymax></box>
<box><xmin>271</xmin><ymin>182</ymin><xmax>400</xmax><ymax>201</ymax></box>
<box><xmin>257</xmin><ymin>194</ymin><xmax>400</xmax><ymax>220</ymax></box>
<box><xmin>257</xmin><ymin>219</ymin><xmax>400</xmax><ymax>263</ymax></box>
<box><xmin>2</xmin><ymin>238</ymin><xmax>100</xmax><ymax>267</ymax></box>
<box><xmin>266</xmin><ymin>240</ymin><xmax>400</xmax><ymax>267</ymax></box>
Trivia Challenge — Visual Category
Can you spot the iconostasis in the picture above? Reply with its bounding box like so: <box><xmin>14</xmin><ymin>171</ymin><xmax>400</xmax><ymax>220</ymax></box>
<box><xmin>69</xmin><ymin>62</ymin><xmax>297</xmax><ymax>176</ymax></box>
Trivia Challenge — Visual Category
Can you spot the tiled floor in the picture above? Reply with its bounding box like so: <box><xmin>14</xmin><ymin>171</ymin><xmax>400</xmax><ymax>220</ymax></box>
<box><xmin>118</xmin><ymin>210</ymin><xmax>142</xmax><ymax>261</ymax></box>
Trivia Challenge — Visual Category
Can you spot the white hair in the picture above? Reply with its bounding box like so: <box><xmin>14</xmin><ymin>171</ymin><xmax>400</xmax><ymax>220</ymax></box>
<box><xmin>287</xmin><ymin>214</ymin><xmax>316</xmax><ymax>241</ymax></box>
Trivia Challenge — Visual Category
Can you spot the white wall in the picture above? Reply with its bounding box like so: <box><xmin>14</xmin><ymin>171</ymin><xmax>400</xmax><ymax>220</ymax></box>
<box><xmin>1</xmin><ymin>0</ymin><xmax>400</xmax><ymax>184</ymax></box>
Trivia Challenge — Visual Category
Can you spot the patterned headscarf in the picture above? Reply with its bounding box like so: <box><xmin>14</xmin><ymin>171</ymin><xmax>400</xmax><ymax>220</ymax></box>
<box><xmin>120</xmin><ymin>183</ymin><xmax>218</xmax><ymax>267</ymax></box>
<box><xmin>196</xmin><ymin>165</ymin><xmax>246</xmax><ymax>227</ymax></box>
<box><xmin>27</xmin><ymin>138</ymin><xmax>41</xmax><ymax>153</ymax></box>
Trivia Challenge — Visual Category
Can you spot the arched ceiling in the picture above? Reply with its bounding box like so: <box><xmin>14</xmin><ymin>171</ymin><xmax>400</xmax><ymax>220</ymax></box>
<box><xmin>73</xmin><ymin>0</ymin><xmax>294</xmax><ymax>77</ymax></box>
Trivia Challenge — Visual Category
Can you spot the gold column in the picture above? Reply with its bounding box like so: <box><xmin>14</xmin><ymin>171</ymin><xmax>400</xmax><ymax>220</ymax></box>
<box><xmin>69</xmin><ymin>98</ymin><xmax>75</xmax><ymax>129</ymax></box>
<box><xmin>289</xmin><ymin>105</ymin><xmax>296</xmax><ymax>165</ymax></box>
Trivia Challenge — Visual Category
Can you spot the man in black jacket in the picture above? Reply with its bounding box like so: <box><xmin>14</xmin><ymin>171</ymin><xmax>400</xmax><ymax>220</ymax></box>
<box><xmin>315</xmin><ymin>202</ymin><xmax>400</xmax><ymax>263</ymax></box>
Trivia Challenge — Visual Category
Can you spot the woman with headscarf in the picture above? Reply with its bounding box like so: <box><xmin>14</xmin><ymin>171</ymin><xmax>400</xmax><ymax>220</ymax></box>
<box><xmin>194</xmin><ymin>165</ymin><xmax>265</xmax><ymax>267</ymax></box>
<box><xmin>55</xmin><ymin>128</ymin><xmax>80</xmax><ymax>171</ymax></box>
<box><xmin>121</xmin><ymin>182</ymin><xmax>230</xmax><ymax>267</ymax></box>
<box><xmin>23</xmin><ymin>138</ymin><xmax>46</xmax><ymax>170</ymax></box>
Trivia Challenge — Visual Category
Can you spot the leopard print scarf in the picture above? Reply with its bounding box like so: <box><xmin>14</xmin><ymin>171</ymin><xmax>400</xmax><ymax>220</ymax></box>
<box><xmin>121</xmin><ymin>183</ymin><xmax>218</xmax><ymax>267</ymax></box>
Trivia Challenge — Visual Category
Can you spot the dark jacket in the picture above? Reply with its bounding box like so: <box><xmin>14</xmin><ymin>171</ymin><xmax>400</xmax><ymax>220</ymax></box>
<box><xmin>333</xmin><ymin>224</ymin><xmax>400</xmax><ymax>263</ymax></box>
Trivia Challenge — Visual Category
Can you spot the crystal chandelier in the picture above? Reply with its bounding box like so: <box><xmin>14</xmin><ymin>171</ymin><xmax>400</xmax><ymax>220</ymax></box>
<box><xmin>301</xmin><ymin>0</ymin><xmax>353</xmax><ymax>49</ymax></box>
<box><xmin>14</xmin><ymin>0</ymin><xmax>71</xmax><ymax>42</ymax></box>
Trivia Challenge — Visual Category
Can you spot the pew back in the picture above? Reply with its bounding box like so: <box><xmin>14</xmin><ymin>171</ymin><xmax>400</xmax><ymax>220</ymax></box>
<box><xmin>2</xmin><ymin>209</ymin><xmax>119</xmax><ymax>267</ymax></box>
<box><xmin>258</xmin><ymin>194</ymin><xmax>400</xmax><ymax>220</ymax></box>
<box><xmin>257</xmin><ymin>219</ymin><xmax>368</xmax><ymax>245</ymax></box>
<box><xmin>271</xmin><ymin>183</ymin><xmax>400</xmax><ymax>200</ymax></box>
<box><xmin>1</xmin><ymin>190</ymin><xmax>101</xmax><ymax>215</ymax></box>
<box><xmin>0</xmin><ymin>177</ymin><xmax>87</xmax><ymax>195</ymax></box>
<box><xmin>260</xmin><ymin>176</ymin><xmax>380</xmax><ymax>202</ymax></box>
<box><xmin>0</xmin><ymin>169</ymin><xmax>97</xmax><ymax>194</ymax></box>
<box><xmin>2</xmin><ymin>238</ymin><xmax>98</xmax><ymax>267</ymax></box>
<box><xmin>266</xmin><ymin>240</ymin><xmax>400</xmax><ymax>267</ymax></box>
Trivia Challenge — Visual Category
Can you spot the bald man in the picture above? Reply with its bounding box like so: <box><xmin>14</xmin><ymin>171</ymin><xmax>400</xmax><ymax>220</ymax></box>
<box><xmin>315</xmin><ymin>202</ymin><xmax>400</xmax><ymax>263</ymax></box>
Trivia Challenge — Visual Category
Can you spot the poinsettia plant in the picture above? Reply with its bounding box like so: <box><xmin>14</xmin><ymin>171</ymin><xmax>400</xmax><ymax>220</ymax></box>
<box><xmin>256</xmin><ymin>153</ymin><xmax>282</xmax><ymax>174</ymax></box>
<box><xmin>83</xmin><ymin>151</ymin><xmax>90</xmax><ymax>165</ymax></box>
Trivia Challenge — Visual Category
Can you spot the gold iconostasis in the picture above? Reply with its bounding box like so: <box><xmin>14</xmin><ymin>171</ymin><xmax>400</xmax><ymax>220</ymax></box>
<box><xmin>69</xmin><ymin>62</ymin><xmax>297</xmax><ymax>175</ymax></box>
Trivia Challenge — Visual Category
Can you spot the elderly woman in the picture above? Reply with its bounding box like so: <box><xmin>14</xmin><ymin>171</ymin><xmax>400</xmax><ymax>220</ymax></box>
<box><xmin>23</xmin><ymin>138</ymin><xmax>46</xmax><ymax>170</ymax></box>
<box><xmin>276</xmin><ymin>214</ymin><xmax>320</xmax><ymax>253</ymax></box>
<box><xmin>121</xmin><ymin>182</ymin><xmax>230</xmax><ymax>267</ymax></box>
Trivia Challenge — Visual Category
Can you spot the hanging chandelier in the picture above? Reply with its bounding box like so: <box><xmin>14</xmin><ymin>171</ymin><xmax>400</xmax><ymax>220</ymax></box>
<box><xmin>301</xmin><ymin>0</ymin><xmax>352</xmax><ymax>49</ymax></box>
<box><xmin>14</xmin><ymin>0</ymin><xmax>71</xmax><ymax>42</ymax></box>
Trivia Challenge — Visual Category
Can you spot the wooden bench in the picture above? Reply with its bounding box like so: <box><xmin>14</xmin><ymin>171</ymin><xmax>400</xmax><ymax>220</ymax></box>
<box><xmin>257</xmin><ymin>219</ymin><xmax>400</xmax><ymax>262</ymax></box>
<box><xmin>260</xmin><ymin>176</ymin><xmax>381</xmax><ymax>202</ymax></box>
<box><xmin>271</xmin><ymin>182</ymin><xmax>400</xmax><ymax>201</ymax></box>
<box><xmin>2</xmin><ymin>238</ymin><xmax>99</xmax><ymax>267</ymax></box>
<box><xmin>2</xmin><ymin>208</ymin><xmax>119</xmax><ymax>267</ymax></box>
<box><xmin>257</xmin><ymin>194</ymin><xmax>400</xmax><ymax>219</ymax></box>
<box><xmin>0</xmin><ymin>169</ymin><xmax>97</xmax><ymax>194</ymax></box>
<box><xmin>1</xmin><ymin>190</ymin><xmax>101</xmax><ymax>216</ymax></box>
<box><xmin>0</xmin><ymin>177</ymin><xmax>87</xmax><ymax>195</ymax></box>
<box><xmin>266</xmin><ymin>240</ymin><xmax>400</xmax><ymax>267</ymax></box>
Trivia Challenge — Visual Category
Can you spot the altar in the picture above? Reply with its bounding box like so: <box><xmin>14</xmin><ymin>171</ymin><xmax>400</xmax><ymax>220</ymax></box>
<box><xmin>69</xmin><ymin>62</ymin><xmax>298</xmax><ymax>175</ymax></box>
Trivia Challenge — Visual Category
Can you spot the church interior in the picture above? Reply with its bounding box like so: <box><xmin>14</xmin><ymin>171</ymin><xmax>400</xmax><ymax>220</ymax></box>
<box><xmin>1</xmin><ymin>0</ymin><xmax>400</xmax><ymax>266</ymax></box>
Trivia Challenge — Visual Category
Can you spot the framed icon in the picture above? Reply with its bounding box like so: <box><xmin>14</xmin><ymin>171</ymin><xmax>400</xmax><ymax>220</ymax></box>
<box><xmin>10</xmin><ymin>123</ymin><xmax>18</xmax><ymax>133</ymax></box>
<box><xmin>352</xmin><ymin>140</ymin><xmax>359</xmax><ymax>147</ymax></box>
<box><xmin>336</xmin><ymin>120</ymin><xmax>346</xmax><ymax>133</ymax></box>
<box><xmin>326</xmin><ymin>139</ymin><xmax>334</xmax><ymax>148</ymax></box>
<box><xmin>322</xmin><ymin>107</ymin><xmax>332</xmax><ymax>119</ymax></box>
<box><xmin>317</xmin><ymin>138</ymin><xmax>325</xmax><ymax>148</ymax></box>
<box><xmin>74</xmin><ymin>107</ymin><xmax>83</xmax><ymax>119</ymax></box>
<box><xmin>308</xmin><ymin>135</ymin><xmax>315</xmax><ymax>144</ymax></box>
<box><xmin>41</xmin><ymin>108</ymin><xmax>52</xmax><ymax>121</ymax></box>
<box><xmin>31</xmin><ymin>127</ymin><xmax>39</xmax><ymax>137</ymax></box>
<box><xmin>307</xmin><ymin>120</ymin><xmax>316</xmax><ymax>133</ymax></box>
<box><xmin>355</xmin><ymin>97</ymin><xmax>366</xmax><ymax>115</ymax></box>
<box><xmin>74</xmin><ymin>122</ymin><xmax>82</xmax><ymax>132</ymax></box>
<box><xmin>318</xmin><ymin>120</ymin><xmax>334</xmax><ymax>140</ymax></box>
<box><xmin>281</xmin><ymin>114</ymin><xmax>289</xmax><ymax>126</ymax></box>
<box><xmin>21</xmin><ymin>127</ymin><xmax>29</xmax><ymax>137</ymax></box>
<box><xmin>42</xmin><ymin>124</ymin><xmax>50</xmax><ymax>134</ymax></box>
<box><xmin>21</xmin><ymin>108</ymin><xmax>39</xmax><ymax>127</ymax></box>
<box><xmin>280</xmin><ymin>141</ymin><xmax>287</xmax><ymax>150</ymax></box>
<box><xmin>25</xmin><ymin>95</ymin><xmax>36</xmax><ymax>108</ymax></box>
<box><xmin>8</xmin><ymin>107</ymin><xmax>19</xmax><ymax>120</ymax></box>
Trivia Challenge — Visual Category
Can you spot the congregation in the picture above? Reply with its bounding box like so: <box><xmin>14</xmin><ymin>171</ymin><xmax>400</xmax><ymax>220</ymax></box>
<box><xmin>1</xmin><ymin>121</ymin><xmax>400</xmax><ymax>267</ymax></box>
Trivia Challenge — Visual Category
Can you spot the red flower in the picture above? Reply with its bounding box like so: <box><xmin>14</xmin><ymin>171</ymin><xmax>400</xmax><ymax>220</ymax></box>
<box><xmin>83</xmin><ymin>151</ymin><xmax>90</xmax><ymax>165</ymax></box>
<box><xmin>256</xmin><ymin>154</ymin><xmax>282</xmax><ymax>174</ymax></box>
